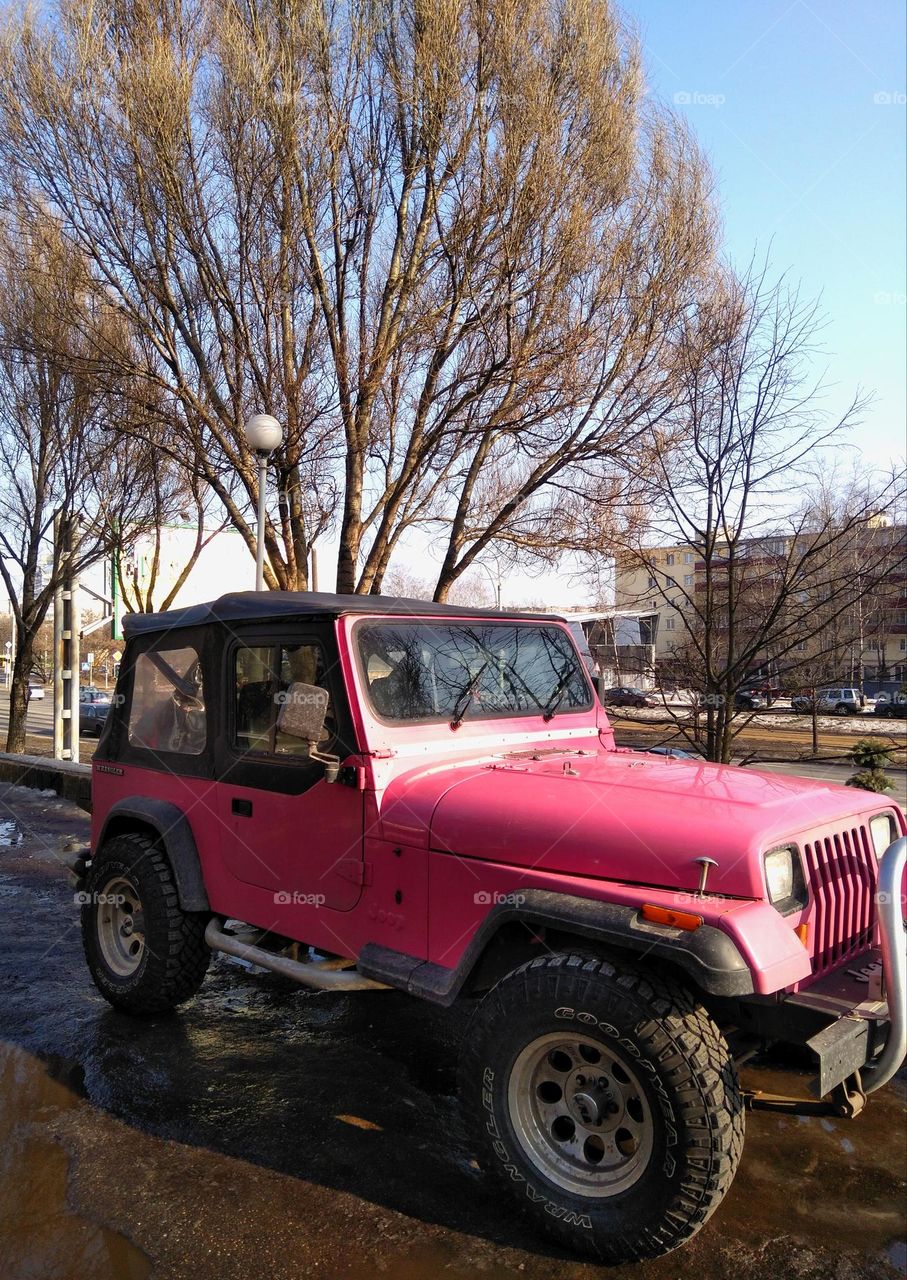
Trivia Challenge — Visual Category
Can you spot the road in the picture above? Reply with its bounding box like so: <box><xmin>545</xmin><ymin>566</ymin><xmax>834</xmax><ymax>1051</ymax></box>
<box><xmin>0</xmin><ymin>783</ymin><xmax>904</xmax><ymax>1280</ymax></box>
<box><xmin>755</xmin><ymin>759</ymin><xmax>907</xmax><ymax>809</ymax></box>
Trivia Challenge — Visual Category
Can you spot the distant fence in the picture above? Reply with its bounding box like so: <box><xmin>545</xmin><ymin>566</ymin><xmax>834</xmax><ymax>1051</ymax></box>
<box><xmin>0</xmin><ymin>752</ymin><xmax>91</xmax><ymax>812</ymax></box>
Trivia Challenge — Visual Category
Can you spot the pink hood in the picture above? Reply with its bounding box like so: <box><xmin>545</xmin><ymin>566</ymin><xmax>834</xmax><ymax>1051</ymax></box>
<box><xmin>378</xmin><ymin>748</ymin><xmax>890</xmax><ymax>899</ymax></box>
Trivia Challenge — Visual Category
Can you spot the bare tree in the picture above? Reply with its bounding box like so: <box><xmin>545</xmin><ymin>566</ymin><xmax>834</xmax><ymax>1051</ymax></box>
<box><xmin>0</xmin><ymin>209</ymin><xmax>153</xmax><ymax>750</ymax></box>
<box><xmin>0</xmin><ymin>0</ymin><xmax>715</xmax><ymax>596</ymax></box>
<box><xmin>609</xmin><ymin>262</ymin><xmax>905</xmax><ymax>763</ymax></box>
<box><xmin>111</xmin><ymin>445</ymin><xmax>227</xmax><ymax>615</ymax></box>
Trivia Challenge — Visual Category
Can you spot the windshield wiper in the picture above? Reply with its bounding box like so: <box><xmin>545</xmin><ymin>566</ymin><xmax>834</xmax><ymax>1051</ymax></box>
<box><xmin>449</xmin><ymin>662</ymin><xmax>489</xmax><ymax>729</ymax></box>
<box><xmin>542</xmin><ymin>668</ymin><xmax>575</xmax><ymax>721</ymax></box>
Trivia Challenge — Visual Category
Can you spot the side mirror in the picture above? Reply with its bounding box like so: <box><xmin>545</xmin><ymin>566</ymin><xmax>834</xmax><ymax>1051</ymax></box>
<box><xmin>276</xmin><ymin>682</ymin><xmax>341</xmax><ymax>781</ymax></box>
<box><xmin>276</xmin><ymin>681</ymin><xmax>329</xmax><ymax>744</ymax></box>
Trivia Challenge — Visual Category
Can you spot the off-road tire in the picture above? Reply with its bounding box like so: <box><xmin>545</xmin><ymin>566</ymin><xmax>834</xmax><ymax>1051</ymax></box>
<box><xmin>460</xmin><ymin>953</ymin><xmax>744</xmax><ymax>1264</ymax></box>
<box><xmin>81</xmin><ymin>832</ymin><xmax>210</xmax><ymax>1015</ymax></box>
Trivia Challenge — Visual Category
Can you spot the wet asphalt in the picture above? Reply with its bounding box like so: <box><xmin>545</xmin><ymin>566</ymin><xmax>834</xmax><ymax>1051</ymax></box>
<box><xmin>0</xmin><ymin>782</ymin><xmax>904</xmax><ymax>1280</ymax></box>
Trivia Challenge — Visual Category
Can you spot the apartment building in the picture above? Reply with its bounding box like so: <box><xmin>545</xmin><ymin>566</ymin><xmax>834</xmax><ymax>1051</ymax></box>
<box><xmin>614</xmin><ymin>544</ymin><xmax>699</xmax><ymax>657</ymax></box>
<box><xmin>615</xmin><ymin>523</ymin><xmax>907</xmax><ymax>688</ymax></box>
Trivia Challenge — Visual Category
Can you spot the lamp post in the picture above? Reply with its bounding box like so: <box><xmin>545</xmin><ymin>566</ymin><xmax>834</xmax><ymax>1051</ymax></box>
<box><xmin>244</xmin><ymin>414</ymin><xmax>283</xmax><ymax>591</ymax></box>
<box><xmin>476</xmin><ymin>558</ymin><xmax>502</xmax><ymax>609</ymax></box>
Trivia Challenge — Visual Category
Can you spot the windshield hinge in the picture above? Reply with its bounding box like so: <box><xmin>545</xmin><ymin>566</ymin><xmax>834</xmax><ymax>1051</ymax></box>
<box><xmin>368</xmin><ymin>748</ymin><xmax>395</xmax><ymax>759</ymax></box>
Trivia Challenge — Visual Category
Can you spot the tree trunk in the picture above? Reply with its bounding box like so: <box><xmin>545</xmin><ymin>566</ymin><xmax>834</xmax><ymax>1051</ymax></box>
<box><xmin>5</xmin><ymin>632</ymin><xmax>34</xmax><ymax>754</ymax></box>
<box><xmin>335</xmin><ymin>453</ymin><xmax>363</xmax><ymax>594</ymax></box>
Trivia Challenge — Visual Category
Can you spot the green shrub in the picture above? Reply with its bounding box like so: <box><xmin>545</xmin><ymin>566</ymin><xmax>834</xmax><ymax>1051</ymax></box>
<box><xmin>845</xmin><ymin>768</ymin><xmax>894</xmax><ymax>794</ymax></box>
<box><xmin>850</xmin><ymin>739</ymin><xmax>892</xmax><ymax>771</ymax></box>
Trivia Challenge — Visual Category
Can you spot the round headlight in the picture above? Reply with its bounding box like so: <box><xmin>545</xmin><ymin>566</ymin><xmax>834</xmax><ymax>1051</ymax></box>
<box><xmin>764</xmin><ymin>847</ymin><xmax>794</xmax><ymax>903</ymax></box>
<box><xmin>869</xmin><ymin>812</ymin><xmax>898</xmax><ymax>859</ymax></box>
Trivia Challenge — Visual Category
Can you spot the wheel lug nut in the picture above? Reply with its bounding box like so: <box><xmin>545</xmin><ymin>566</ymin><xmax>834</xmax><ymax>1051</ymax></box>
<box><xmin>575</xmin><ymin>1075</ymin><xmax>586</xmax><ymax>1086</ymax></box>
<box><xmin>607</xmin><ymin>1102</ymin><xmax>620</xmax><ymax>1115</ymax></box>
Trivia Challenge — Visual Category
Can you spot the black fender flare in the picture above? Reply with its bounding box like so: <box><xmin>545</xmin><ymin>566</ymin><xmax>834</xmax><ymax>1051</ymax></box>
<box><xmin>359</xmin><ymin>888</ymin><xmax>755</xmax><ymax>1004</ymax></box>
<box><xmin>94</xmin><ymin>798</ymin><xmax>210</xmax><ymax>912</ymax></box>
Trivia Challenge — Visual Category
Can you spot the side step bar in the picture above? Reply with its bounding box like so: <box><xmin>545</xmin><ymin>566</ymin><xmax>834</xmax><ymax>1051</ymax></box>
<box><xmin>204</xmin><ymin>917</ymin><xmax>390</xmax><ymax>992</ymax></box>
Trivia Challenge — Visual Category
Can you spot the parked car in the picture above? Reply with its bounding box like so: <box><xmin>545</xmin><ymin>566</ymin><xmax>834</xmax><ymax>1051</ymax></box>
<box><xmin>602</xmin><ymin>685</ymin><xmax>654</xmax><ymax>709</ymax></box>
<box><xmin>26</xmin><ymin>681</ymin><xmax>45</xmax><ymax>701</ymax></box>
<box><xmin>71</xmin><ymin>592</ymin><xmax>906</xmax><ymax>1265</ymax></box>
<box><xmin>80</xmin><ymin>686</ymin><xmax>112</xmax><ymax>704</ymax></box>
<box><xmin>874</xmin><ymin>695</ymin><xmax>907</xmax><ymax>719</ymax></box>
<box><xmin>79</xmin><ymin>701</ymin><xmax>110</xmax><ymax>737</ymax></box>
<box><xmin>643</xmin><ymin>745</ymin><xmax>699</xmax><ymax>759</ymax></box>
<box><xmin>791</xmin><ymin>687</ymin><xmax>863</xmax><ymax>716</ymax></box>
<box><xmin>734</xmin><ymin>690</ymin><xmax>766</xmax><ymax>711</ymax></box>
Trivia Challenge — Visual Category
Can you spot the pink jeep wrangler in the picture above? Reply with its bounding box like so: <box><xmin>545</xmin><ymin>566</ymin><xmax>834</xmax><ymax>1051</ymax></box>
<box><xmin>76</xmin><ymin>593</ymin><xmax>906</xmax><ymax>1264</ymax></box>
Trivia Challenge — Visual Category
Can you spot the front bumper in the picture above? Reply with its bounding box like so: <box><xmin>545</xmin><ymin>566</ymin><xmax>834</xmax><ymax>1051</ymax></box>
<box><xmin>784</xmin><ymin>836</ymin><xmax>906</xmax><ymax>1099</ymax></box>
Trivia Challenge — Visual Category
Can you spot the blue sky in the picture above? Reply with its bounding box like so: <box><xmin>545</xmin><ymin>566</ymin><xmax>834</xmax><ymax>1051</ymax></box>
<box><xmin>420</xmin><ymin>0</ymin><xmax>907</xmax><ymax>605</ymax></box>
<box><xmin>638</xmin><ymin>0</ymin><xmax>906</xmax><ymax>471</ymax></box>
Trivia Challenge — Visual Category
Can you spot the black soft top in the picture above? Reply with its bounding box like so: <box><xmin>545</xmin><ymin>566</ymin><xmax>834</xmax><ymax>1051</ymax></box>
<box><xmin>122</xmin><ymin>591</ymin><xmax>559</xmax><ymax>637</ymax></box>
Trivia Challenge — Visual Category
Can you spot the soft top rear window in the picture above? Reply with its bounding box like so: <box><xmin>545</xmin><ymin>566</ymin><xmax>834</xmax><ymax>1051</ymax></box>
<box><xmin>355</xmin><ymin>620</ymin><xmax>592</xmax><ymax>724</ymax></box>
<box><xmin>128</xmin><ymin>645</ymin><xmax>206</xmax><ymax>755</ymax></box>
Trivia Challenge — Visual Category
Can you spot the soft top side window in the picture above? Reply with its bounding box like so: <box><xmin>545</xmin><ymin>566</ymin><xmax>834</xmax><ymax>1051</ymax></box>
<box><xmin>128</xmin><ymin>646</ymin><xmax>206</xmax><ymax>755</ymax></box>
<box><xmin>233</xmin><ymin>641</ymin><xmax>334</xmax><ymax>759</ymax></box>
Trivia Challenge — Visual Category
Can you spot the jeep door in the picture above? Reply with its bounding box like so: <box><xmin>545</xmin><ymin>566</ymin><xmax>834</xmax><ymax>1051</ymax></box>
<box><xmin>216</xmin><ymin>627</ymin><xmax>364</xmax><ymax>911</ymax></box>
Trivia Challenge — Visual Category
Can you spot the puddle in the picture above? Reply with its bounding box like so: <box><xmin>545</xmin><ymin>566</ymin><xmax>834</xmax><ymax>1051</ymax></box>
<box><xmin>737</xmin><ymin>1061</ymin><xmax>907</xmax><ymax>1258</ymax></box>
<box><xmin>886</xmin><ymin>1240</ymin><xmax>907</xmax><ymax>1273</ymax></box>
<box><xmin>0</xmin><ymin>818</ymin><xmax>23</xmax><ymax>848</ymax></box>
<box><xmin>0</xmin><ymin>1040</ymin><xmax>151</xmax><ymax>1280</ymax></box>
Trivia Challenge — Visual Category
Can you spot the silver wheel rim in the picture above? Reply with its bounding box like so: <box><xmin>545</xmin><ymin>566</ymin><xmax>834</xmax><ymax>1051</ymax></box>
<box><xmin>96</xmin><ymin>874</ymin><xmax>146</xmax><ymax>978</ymax></box>
<box><xmin>507</xmin><ymin>1032</ymin><xmax>654</xmax><ymax>1197</ymax></box>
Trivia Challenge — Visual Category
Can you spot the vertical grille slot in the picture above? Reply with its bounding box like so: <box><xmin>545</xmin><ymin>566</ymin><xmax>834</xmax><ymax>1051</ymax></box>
<box><xmin>803</xmin><ymin>822</ymin><xmax>877</xmax><ymax>975</ymax></box>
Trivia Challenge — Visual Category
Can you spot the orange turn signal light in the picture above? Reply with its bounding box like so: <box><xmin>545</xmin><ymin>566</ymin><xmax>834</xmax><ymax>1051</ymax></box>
<box><xmin>795</xmin><ymin>923</ymin><xmax>810</xmax><ymax>947</ymax></box>
<box><xmin>641</xmin><ymin>904</ymin><xmax>703</xmax><ymax>932</ymax></box>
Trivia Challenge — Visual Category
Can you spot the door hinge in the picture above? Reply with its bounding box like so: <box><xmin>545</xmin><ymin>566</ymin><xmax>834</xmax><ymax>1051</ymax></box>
<box><xmin>336</xmin><ymin>859</ymin><xmax>372</xmax><ymax>886</ymax></box>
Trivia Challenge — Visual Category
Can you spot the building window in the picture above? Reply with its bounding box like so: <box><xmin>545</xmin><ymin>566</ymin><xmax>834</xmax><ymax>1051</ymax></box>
<box><xmin>666</xmin><ymin>576</ymin><xmax>675</xmax><ymax>587</ymax></box>
<box><xmin>796</xmin><ymin>641</ymin><xmax>806</xmax><ymax>652</ymax></box>
<box><xmin>665</xmin><ymin>617</ymin><xmax>676</xmax><ymax>632</ymax></box>
<box><xmin>647</xmin><ymin>576</ymin><xmax>657</xmax><ymax>589</ymax></box>
<box><xmin>684</xmin><ymin>574</ymin><xmax>694</xmax><ymax>586</ymax></box>
<box><xmin>666</xmin><ymin>553</ymin><xmax>675</xmax><ymax>566</ymax></box>
<box><xmin>684</xmin><ymin>552</ymin><xmax>693</xmax><ymax>564</ymax></box>
<box><xmin>900</xmin><ymin>638</ymin><xmax>907</xmax><ymax>652</ymax></box>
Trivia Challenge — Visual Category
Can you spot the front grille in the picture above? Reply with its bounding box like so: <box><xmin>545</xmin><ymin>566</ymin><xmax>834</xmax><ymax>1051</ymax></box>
<box><xmin>802</xmin><ymin>824</ymin><xmax>878</xmax><ymax>975</ymax></box>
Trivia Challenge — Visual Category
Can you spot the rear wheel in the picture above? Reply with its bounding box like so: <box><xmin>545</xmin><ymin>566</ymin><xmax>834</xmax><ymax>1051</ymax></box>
<box><xmin>81</xmin><ymin>832</ymin><xmax>210</xmax><ymax>1015</ymax></box>
<box><xmin>460</xmin><ymin>953</ymin><xmax>744</xmax><ymax>1264</ymax></box>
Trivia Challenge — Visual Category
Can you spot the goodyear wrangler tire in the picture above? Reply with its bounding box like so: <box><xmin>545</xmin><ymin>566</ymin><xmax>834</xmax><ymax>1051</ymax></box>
<box><xmin>460</xmin><ymin>953</ymin><xmax>744</xmax><ymax>1263</ymax></box>
<box><xmin>81</xmin><ymin>832</ymin><xmax>210</xmax><ymax>1015</ymax></box>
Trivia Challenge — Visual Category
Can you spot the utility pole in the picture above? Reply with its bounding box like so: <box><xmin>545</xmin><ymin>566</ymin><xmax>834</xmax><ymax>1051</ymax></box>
<box><xmin>53</xmin><ymin>514</ymin><xmax>81</xmax><ymax>763</ymax></box>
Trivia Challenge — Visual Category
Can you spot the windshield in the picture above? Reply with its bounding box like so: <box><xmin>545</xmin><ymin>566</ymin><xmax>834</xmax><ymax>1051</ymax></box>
<box><xmin>356</xmin><ymin>621</ymin><xmax>592</xmax><ymax>724</ymax></box>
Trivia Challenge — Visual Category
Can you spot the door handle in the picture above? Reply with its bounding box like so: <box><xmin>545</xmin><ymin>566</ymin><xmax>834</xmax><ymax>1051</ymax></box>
<box><xmin>231</xmin><ymin>798</ymin><xmax>253</xmax><ymax>817</ymax></box>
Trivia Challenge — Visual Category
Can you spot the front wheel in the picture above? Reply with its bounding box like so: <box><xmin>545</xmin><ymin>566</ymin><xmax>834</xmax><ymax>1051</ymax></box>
<box><xmin>460</xmin><ymin>954</ymin><xmax>744</xmax><ymax>1264</ymax></box>
<box><xmin>81</xmin><ymin>832</ymin><xmax>211</xmax><ymax>1015</ymax></box>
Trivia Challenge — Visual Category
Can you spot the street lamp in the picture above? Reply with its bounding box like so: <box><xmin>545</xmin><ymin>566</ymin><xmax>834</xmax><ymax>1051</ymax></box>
<box><xmin>244</xmin><ymin>414</ymin><xmax>283</xmax><ymax>591</ymax></box>
<box><xmin>476</xmin><ymin>559</ymin><xmax>502</xmax><ymax>609</ymax></box>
